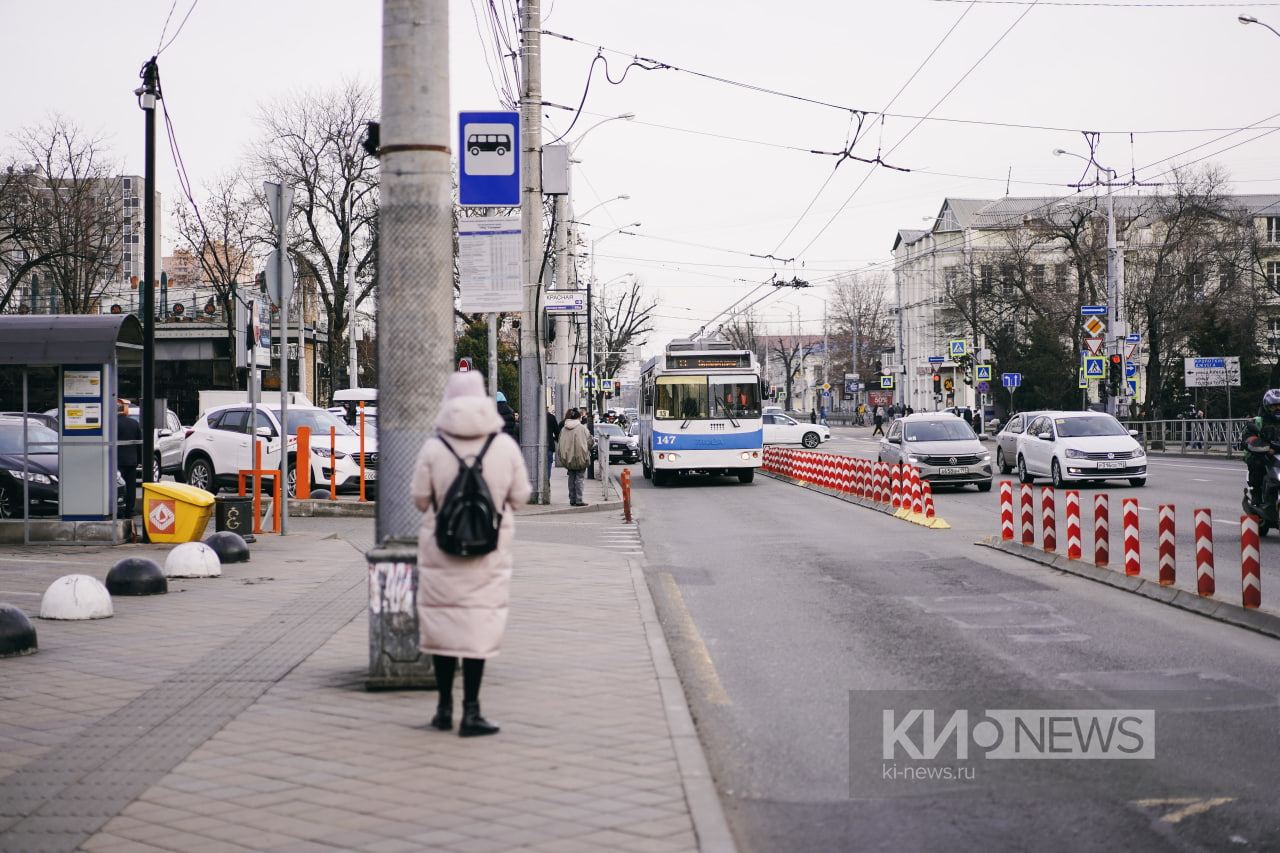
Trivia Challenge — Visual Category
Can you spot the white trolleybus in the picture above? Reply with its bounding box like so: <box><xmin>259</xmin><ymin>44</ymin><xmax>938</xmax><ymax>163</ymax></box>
<box><xmin>638</xmin><ymin>338</ymin><xmax>765</xmax><ymax>486</ymax></box>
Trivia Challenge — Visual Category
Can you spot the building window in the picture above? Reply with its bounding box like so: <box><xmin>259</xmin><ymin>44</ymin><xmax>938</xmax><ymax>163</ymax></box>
<box><xmin>123</xmin><ymin>178</ymin><xmax>131</xmax><ymax>190</ymax></box>
<box><xmin>1030</xmin><ymin>265</ymin><xmax>1045</xmax><ymax>290</ymax></box>
<box><xmin>1268</xmin><ymin>217</ymin><xmax>1280</xmax><ymax>243</ymax></box>
<box><xmin>1268</xmin><ymin>261</ymin><xmax>1280</xmax><ymax>290</ymax></box>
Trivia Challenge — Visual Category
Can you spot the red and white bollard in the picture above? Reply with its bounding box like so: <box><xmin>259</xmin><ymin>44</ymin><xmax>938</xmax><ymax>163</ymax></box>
<box><xmin>1242</xmin><ymin>515</ymin><xmax>1261</xmax><ymax>609</ymax></box>
<box><xmin>1021</xmin><ymin>484</ymin><xmax>1034</xmax><ymax>546</ymax></box>
<box><xmin>872</xmin><ymin>463</ymin><xmax>883</xmax><ymax>503</ymax></box>
<box><xmin>909</xmin><ymin>467</ymin><xmax>923</xmax><ymax>514</ymax></box>
<box><xmin>1123</xmin><ymin>498</ymin><xmax>1140</xmax><ymax>576</ymax></box>
<box><xmin>1000</xmin><ymin>481</ymin><xmax>1014</xmax><ymax>541</ymax></box>
<box><xmin>922</xmin><ymin>479</ymin><xmax>936</xmax><ymax>519</ymax></box>
<box><xmin>1094</xmin><ymin>494</ymin><xmax>1109</xmax><ymax>567</ymax></box>
<box><xmin>1041</xmin><ymin>487</ymin><xmax>1056</xmax><ymax>553</ymax></box>
<box><xmin>890</xmin><ymin>465</ymin><xmax>902</xmax><ymax>509</ymax></box>
<box><xmin>1195</xmin><ymin>509</ymin><xmax>1215</xmax><ymax>597</ymax></box>
<box><xmin>1157</xmin><ymin>505</ymin><xmax>1176</xmax><ymax>586</ymax></box>
<box><xmin>1065</xmin><ymin>490</ymin><xmax>1081</xmax><ymax>559</ymax></box>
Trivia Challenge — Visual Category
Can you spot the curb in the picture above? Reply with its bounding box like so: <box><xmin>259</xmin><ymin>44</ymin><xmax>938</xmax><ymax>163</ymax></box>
<box><xmin>627</xmin><ymin>556</ymin><xmax>739</xmax><ymax>853</ymax></box>
<box><xmin>760</xmin><ymin>470</ymin><xmax>951</xmax><ymax>529</ymax></box>
<box><xmin>977</xmin><ymin>535</ymin><xmax>1280</xmax><ymax>640</ymax></box>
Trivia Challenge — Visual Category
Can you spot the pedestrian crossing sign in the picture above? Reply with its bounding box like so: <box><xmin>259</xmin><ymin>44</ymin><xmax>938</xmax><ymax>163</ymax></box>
<box><xmin>1084</xmin><ymin>356</ymin><xmax>1104</xmax><ymax>378</ymax></box>
<box><xmin>582</xmin><ymin>374</ymin><xmax>597</xmax><ymax>390</ymax></box>
<box><xmin>601</xmin><ymin>378</ymin><xmax>616</xmax><ymax>392</ymax></box>
<box><xmin>880</xmin><ymin>376</ymin><xmax>894</xmax><ymax>389</ymax></box>
<box><xmin>975</xmin><ymin>364</ymin><xmax>991</xmax><ymax>382</ymax></box>
<box><xmin>950</xmin><ymin>340</ymin><xmax>967</xmax><ymax>357</ymax></box>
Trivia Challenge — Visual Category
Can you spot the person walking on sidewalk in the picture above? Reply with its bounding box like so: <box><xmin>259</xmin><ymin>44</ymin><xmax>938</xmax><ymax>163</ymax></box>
<box><xmin>116</xmin><ymin>398</ymin><xmax>141</xmax><ymax>518</ymax></box>
<box><xmin>557</xmin><ymin>407</ymin><xmax>592</xmax><ymax>506</ymax></box>
<box><xmin>411</xmin><ymin>371</ymin><xmax>530</xmax><ymax>737</ymax></box>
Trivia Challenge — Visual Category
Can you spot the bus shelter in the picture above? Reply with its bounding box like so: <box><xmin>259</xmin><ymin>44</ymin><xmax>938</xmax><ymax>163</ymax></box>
<box><xmin>0</xmin><ymin>314</ymin><xmax>143</xmax><ymax>544</ymax></box>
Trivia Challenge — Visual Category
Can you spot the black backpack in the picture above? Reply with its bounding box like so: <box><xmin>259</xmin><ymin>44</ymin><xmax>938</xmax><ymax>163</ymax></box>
<box><xmin>432</xmin><ymin>434</ymin><xmax>502</xmax><ymax>557</ymax></box>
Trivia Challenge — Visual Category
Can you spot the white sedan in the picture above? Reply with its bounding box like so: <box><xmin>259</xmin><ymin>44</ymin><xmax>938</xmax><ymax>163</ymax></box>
<box><xmin>1015</xmin><ymin>411</ymin><xmax>1147</xmax><ymax>488</ymax></box>
<box><xmin>763</xmin><ymin>413</ymin><xmax>830</xmax><ymax>449</ymax></box>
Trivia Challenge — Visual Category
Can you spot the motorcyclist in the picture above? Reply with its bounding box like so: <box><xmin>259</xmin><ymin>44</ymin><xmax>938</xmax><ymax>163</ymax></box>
<box><xmin>1243</xmin><ymin>389</ymin><xmax>1280</xmax><ymax>508</ymax></box>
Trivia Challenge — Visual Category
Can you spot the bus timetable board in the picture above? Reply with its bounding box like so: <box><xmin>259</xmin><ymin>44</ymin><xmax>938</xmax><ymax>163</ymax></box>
<box><xmin>666</xmin><ymin>354</ymin><xmax>753</xmax><ymax>370</ymax></box>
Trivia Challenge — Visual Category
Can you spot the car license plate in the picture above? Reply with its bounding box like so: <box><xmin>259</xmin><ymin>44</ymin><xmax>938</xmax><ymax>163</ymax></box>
<box><xmin>1097</xmin><ymin>461</ymin><xmax>1123</xmax><ymax>470</ymax></box>
<box><xmin>939</xmin><ymin>467</ymin><xmax>966</xmax><ymax>475</ymax></box>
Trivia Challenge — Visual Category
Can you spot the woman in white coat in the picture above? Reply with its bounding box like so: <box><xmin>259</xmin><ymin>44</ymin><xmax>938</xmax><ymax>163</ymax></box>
<box><xmin>412</xmin><ymin>371</ymin><xmax>530</xmax><ymax>736</ymax></box>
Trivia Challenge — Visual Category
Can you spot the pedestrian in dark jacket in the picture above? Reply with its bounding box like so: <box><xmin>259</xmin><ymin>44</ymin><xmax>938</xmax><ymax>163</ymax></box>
<box><xmin>546</xmin><ymin>408</ymin><xmax>561</xmax><ymax>473</ymax></box>
<box><xmin>496</xmin><ymin>391</ymin><xmax>518</xmax><ymax>441</ymax></box>
<box><xmin>116</xmin><ymin>398</ymin><xmax>142</xmax><ymax>518</ymax></box>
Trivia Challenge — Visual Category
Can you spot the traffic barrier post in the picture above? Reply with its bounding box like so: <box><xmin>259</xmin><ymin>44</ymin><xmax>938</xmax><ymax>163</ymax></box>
<box><xmin>329</xmin><ymin>427</ymin><xmax>337</xmax><ymax>500</ymax></box>
<box><xmin>1020</xmin><ymin>483</ymin><xmax>1034</xmax><ymax>546</ymax></box>
<box><xmin>358</xmin><ymin>403</ymin><xmax>368</xmax><ymax>502</ymax></box>
<box><xmin>621</xmin><ymin>468</ymin><xmax>632</xmax><ymax>522</ymax></box>
<box><xmin>1065</xmin><ymin>490</ymin><xmax>1081</xmax><ymax>559</ymax></box>
<box><xmin>1041</xmin><ymin>486</ymin><xmax>1056</xmax><ymax>553</ymax></box>
<box><xmin>890</xmin><ymin>464</ymin><xmax>902</xmax><ymax>509</ymax></box>
<box><xmin>1195</xmin><ymin>509</ymin><xmax>1215</xmax><ymax>597</ymax></box>
<box><xmin>1000</xmin><ymin>481</ymin><xmax>1014</xmax><ymax>540</ymax></box>
<box><xmin>1094</xmin><ymin>494</ymin><xmax>1109</xmax><ymax>567</ymax></box>
<box><xmin>297</xmin><ymin>426</ymin><xmax>311</xmax><ymax>499</ymax></box>
<box><xmin>1242</xmin><ymin>515</ymin><xmax>1261</xmax><ymax>609</ymax></box>
<box><xmin>922</xmin><ymin>479</ymin><xmax>936</xmax><ymax>519</ymax></box>
<box><xmin>1157</xmin><ymin>505</ymin><xmax>1176</xmax><ymax>586</ymax></box>
<box><xmin>1123</xmin><ymin>498</ymin><xmax>1140</xmax><ymax>576</ymax></box>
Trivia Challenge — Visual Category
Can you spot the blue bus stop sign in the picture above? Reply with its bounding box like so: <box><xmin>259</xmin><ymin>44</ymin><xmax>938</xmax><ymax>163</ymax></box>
<box><xmin>459</xmin><ymin>111</ymin><xmax>520</xmax><ymax>206</ymax></box>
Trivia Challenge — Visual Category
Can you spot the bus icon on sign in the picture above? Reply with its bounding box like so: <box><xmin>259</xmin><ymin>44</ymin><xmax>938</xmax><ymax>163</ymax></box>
<box><xmin>462</xmin><ymin>123</ymin><xmax>516</xmax><ymax>177</ymax></box>
<box><xmin>467</xmin><ymin>133</ymin><xmax>510</xmax><ymax>157</ymax></box>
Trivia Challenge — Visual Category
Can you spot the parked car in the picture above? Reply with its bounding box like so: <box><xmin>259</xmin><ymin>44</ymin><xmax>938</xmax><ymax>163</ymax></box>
<box><xmin>878</xmin><ymin>412</ymin><xmax>992</xmax><ymax>491</ymax></box>
<box><xmin>763</xmin><ymin>412</ymin><xmax>830</xmax><ymax>449</ymax></box>
<box><xmin>993</xmin><ymin>411</ymin><xmax>1050</xmax><ymax>474</ymax></box>
<box><xmin>0</xmin><ymin>416</ymin><xmax>124</xmax><ymax>518</ymax></box>
<box><xmin>0</xmin><ymin>411</ymin><xmax>58</xmax><ymax>431</ymax></box>
<box><xmin>181</xmin><ymin>404</ymin><xmax>376</xmax><ymax>498</ymax></box>
<box><xmin>593</xmin><ymin>422</ymin><xmax>640</xmax><ymax>464</ymax></box>
<box><xmin>1015</xmin><ymin>411</ymin><xmax>1147</xmax><ymax>488</ymax></box>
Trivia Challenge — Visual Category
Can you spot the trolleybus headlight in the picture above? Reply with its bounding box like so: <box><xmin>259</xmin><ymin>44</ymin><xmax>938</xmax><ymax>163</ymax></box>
<box><xmin>740</xmin><ymin>451</ymin><xmax>756</xmax><ymax>460</ymax></box>
<box><xmin>659</xmin><ymin>452</ymin><xmax>679</xmax><ymax>462</ymax></box>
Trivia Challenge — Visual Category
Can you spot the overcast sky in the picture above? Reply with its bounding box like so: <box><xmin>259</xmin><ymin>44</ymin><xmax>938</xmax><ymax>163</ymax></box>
<box><xmin>6</xmin><ymin>0</ymin><xmax>1280</xmax><ymax>357</ymax></box>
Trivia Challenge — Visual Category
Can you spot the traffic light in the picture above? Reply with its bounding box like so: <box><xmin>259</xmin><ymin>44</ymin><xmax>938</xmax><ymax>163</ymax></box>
<box><xmin>932</xmin><ymin>373</ymin><xmax>942</xmax><ymax>393</ymax></box>
<box><xmin>1108</xmin><ymin>354</ymin><xmax>1122</xmax><ymax>395</ymax></box>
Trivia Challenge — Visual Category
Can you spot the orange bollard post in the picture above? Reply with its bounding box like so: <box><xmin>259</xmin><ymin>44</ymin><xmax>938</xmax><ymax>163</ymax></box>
<box><xmin>621</xmin><ymin>468</ymin><xmax>632</xmax><ymax>522</ymax></box>
<box><xmin>329</xmin><ymin>427</ymin><xmax>337</xmax><ymax>501</ymax></box>
<box><xmin>358</xmin><ymin>402</ymin><xmax>368</xmax><ymax>502</ymax></box>
<box><xmin>253</xmin><ymin>439</ymin><xmax>264</xmax><ymax>534</ymax></box>
<box><xmin>297</xmin><ymin>426</ymin><xmax>311</xmax><ymax>499</ymax></box>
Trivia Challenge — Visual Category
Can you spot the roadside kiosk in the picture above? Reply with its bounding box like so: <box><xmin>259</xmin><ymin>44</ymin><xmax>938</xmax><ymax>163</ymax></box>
<box><xmin>0</xmin><ymin>315</ymin><xmax>144</xmax><ymax>544</ymax></box>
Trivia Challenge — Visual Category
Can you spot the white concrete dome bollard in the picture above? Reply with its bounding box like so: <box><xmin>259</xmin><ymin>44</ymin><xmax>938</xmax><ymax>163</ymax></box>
<box><xmin>164</xmin><ymin>541</ymin><xmax>222</xmax><ymax>578</ymax></box>
<box><xmin>39</xmin><ymin>574</ymin><xmax>114</xmax><ymax>620</ymax></box>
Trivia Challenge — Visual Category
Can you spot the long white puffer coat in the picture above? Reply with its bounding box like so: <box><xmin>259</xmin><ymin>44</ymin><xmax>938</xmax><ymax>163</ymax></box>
<box><xmin>412</xmin><ymin>373</ymin><xmax>530</xmax><ymax>659</ymax></box>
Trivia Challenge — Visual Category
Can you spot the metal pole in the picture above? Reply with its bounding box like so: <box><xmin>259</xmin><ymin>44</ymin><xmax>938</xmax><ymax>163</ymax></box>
<box><xmin>277</xmin><ymin>221</ymin><xmax>289</xmax><ymax>533</ymax></box>
<box><xmin>348</xmin><ymin>219</ymin><xmax>358</xmax><ymax>389</ymax></box>
<box><xmin>139</xmin><ymin>58</ymin><xmax>159</xmax><ymax>485</ymax></box>
<box><xmin>519</xmin><ymin>0</ymin><xmax>546</xmax><ymax>503</ymax></box>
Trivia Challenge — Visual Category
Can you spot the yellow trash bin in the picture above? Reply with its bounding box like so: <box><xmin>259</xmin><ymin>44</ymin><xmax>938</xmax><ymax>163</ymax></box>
<box><xmin>142</xmin><ymin>482</ymin><xmax>216</xmax><ymax>543</ymax></box>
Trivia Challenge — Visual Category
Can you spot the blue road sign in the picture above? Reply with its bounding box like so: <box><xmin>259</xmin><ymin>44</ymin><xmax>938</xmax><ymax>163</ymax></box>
<box><xmin>459</xmin><ymin>111</ymin><xmax>520</xmax><ymax>206</ymax></box>
<box><xmin>950</xmin><ymin>340</ymin><xmax>967</xmax><ymax>357</ymax></box>
<box><xmin>1127</xmin><ymin>334</ymin><xmax>1141</xmax><ymax>343</ymax></box>
<box><xmin>975</xmin><ymin>364</ymin><xmax>992</xmax><ymax>382</ymax></box>
<box><xmin>1084</xmin><ymin>356</ymin><xmax>1104</xmax><ymax>378</ymax></box>
<box><xmin>1002</xmin><ymin>373</ymin><xmax>1022</xmax><ymax>388</ymax></box>
<box><xmin>1125</xmin><ymin>362</ymin><xmax>1138</xmax><ymax>378</ymax></box>
<box><xmin>880</xmin><ymin>376</ymin><xmax>894</xmax><ymax>389</ymax></box>
<box><xmin>1126</xmin><ymin>379</ymin><xmax>1138</xmax><ymax>396</ymax></box>
<box><xmin>928</xmin><ymin>356</ymin><xmax>945</xmax><ymax>364</ymax></box>
<box><xmin>1081</xmin><ymin>305</ymin><xmax>1107</xmax><ymax>315</ymax></box>
<box><xmin>845</xmin><ymin>380</ymin><xmax>861</xmax><ymax>394</ymax></box>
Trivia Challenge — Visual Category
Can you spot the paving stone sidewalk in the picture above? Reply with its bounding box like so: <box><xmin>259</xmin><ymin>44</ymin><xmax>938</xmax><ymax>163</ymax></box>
<box><xmin>0</xmin><ymin>493</ymin><xmax>735</xmax><ymax>853</ymax></box>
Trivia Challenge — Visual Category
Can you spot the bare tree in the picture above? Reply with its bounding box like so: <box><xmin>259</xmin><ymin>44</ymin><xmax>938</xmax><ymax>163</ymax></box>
<box><xmin>830</xmin><ymin>271</ymin><xmax>895</xmax><ymax>386</ymax></box>
<box><xmin>172</xmin><ymin>171</ymin><xmax>261</xmax><ymax>386</ymax></box>
<box><xmin>252</xmin><ymin>82</ymin><xmax>379</xmax><ymax>394</ymax></box>
<box><xmin>594</xmin><ymin>276</ymin><xmax>656</xmax><ymax>409</ymax></box>
<box><xmin>2</xmin><ymin>117</ymin><xmax>124</xmax><ymax>314</ymax></box>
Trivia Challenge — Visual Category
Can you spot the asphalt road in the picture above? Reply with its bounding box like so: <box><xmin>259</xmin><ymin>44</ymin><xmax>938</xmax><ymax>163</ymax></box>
<box><xmin>630</xmin><ymin>457</ymin><xmax>1280</xmax><ymax>853</ymax></box>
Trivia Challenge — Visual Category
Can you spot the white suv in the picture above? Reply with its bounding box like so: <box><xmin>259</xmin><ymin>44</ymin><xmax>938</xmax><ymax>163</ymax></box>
<box><xmin>181</xmin><ymin>404</ymin><xmax>376</xmax><ymax>498</ymax></box>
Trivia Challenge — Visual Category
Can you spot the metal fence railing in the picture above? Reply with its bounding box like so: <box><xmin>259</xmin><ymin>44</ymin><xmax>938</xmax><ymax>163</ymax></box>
<box><xmin>1119</xmin><ymin>418</ymin><xmax>1252</xmax><ymax>458</ymax></box>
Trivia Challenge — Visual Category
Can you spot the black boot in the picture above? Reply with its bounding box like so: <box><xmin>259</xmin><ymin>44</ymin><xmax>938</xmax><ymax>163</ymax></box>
<box><xmin>430</xmin><ymin>697</ymin><xmax>453</xmax><ymax>731</ymax></box>
<box><xmin>459</xmin><ymin>700</ymin><xmax>499</xmax><ymax>737</ymax></box>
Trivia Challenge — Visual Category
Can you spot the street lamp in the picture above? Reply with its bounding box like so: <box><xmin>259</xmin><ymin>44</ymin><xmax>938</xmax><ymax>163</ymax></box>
<box><xmin>1054</xmin><ymin>147</ymin><xmax>1125</xmax><ymax>415</ymax></box>
<box><xmin>1239</xmin><ymin>15</ymin><xmax>1280</xmax><ymax>38</ymax></box>
<box><xmin>585</xmin><ymin>223</ymin><xmax>640</xmax><ymax>423</ymax></box>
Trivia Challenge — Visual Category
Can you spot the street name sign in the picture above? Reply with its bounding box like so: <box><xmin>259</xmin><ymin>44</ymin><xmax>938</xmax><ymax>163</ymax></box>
<box><xmin>545</xmin><ymin>291</ymin><xmax>585</xmax><ymax>313</ymax></box>
<box><xmin>1184</xmin><ymin>356</ymin><xmax>1241</xmax><ymax>388</ymax></box>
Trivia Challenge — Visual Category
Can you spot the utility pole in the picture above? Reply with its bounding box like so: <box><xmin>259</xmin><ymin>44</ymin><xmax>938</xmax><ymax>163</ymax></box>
<box><xmin>365</xmin><ymin>0</ymin><xmax>451</xmax><ymax>688</ymax></box>
<box><xmin>519</xmin><ymin>0</ymin><xmax>547</xmax><ymax>503</ymax></box>
<box><xmin>136</xmin><ymin>57</ymin><xmax>159</xmax><ymax>486</ymax></box>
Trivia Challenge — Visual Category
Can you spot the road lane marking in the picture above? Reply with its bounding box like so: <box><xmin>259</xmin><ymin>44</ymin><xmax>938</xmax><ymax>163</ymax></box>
<box><xmin>1132</xmin><ymin>797</ymin><xmax>1235</xmax><ymax>823</ymax></box>
<box><xmin>658</xmin><ymin>572</ymin><xmax>731</xmax><ymax>705</ymax></box>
